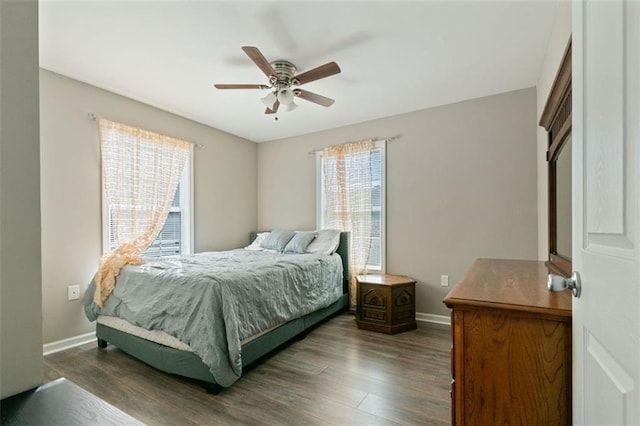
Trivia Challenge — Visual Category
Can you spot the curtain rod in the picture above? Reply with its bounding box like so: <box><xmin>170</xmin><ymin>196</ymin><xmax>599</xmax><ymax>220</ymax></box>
<box><xmin>88</xmin><ymin>113</ymin><xmax>203</xmax><ymax>148</ymax></box>
<box><xmin>307</xmin><ymin>134</ymin><xmax>402</xmax><ymax>155</ymax></box>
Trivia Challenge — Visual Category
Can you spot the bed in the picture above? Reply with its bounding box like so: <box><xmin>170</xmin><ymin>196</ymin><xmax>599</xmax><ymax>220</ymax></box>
<box><xmin>83</xmin><ymin>231</ymin><xmax>350</xmax><ymax>394</ymax></box>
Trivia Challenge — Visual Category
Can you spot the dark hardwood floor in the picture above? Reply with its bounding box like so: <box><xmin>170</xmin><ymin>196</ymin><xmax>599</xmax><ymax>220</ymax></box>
<box><xmin>44</xmin><ymin>313</ymin><xmax>451</xmax><ymax>425</ymax></box>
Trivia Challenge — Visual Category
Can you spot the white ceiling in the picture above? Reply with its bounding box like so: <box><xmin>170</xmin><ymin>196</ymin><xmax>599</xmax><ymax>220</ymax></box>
<box><xmin>39</xmin><ymin>1</ymin><xmax>558</xmax><ymax>143</ymax></box>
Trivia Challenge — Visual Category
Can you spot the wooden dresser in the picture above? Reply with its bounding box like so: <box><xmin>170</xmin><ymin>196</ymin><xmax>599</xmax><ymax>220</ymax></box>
<box><xmin>443</xmin><ymin>259</ymin><xmax>572</xmax><ymax>425</ymax></box>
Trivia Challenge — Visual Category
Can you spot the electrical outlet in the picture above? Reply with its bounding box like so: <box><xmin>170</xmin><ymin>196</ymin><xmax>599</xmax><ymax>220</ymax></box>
<box><xmin>440</xmin><ymin>275</ymin><xmax>449</xmax><ymax>287</ymax></box>
<box><xmin>68</xmin><ymin>285</ymin><xmax>80</xmax><ymax>301</ymax></box>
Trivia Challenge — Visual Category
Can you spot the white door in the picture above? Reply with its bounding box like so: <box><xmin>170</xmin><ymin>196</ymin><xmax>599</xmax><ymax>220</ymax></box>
<box><xmin>573</xmin><ymin>0</ymin><xmax>640</xmax><ymax>424</ymax></box>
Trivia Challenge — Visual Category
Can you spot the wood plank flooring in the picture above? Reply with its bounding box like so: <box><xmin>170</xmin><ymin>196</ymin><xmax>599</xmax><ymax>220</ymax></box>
<box><xmin>44</xmin><ymin>313</ymin><xmax>451</xmax><ymax>425</ymax></box>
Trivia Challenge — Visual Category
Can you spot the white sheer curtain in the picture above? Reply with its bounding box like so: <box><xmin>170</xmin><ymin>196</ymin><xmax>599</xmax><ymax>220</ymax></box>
<box><xmin>94</xmin><ymin>118</ymin><xmax>190</xmax><ymax>307</ymax></box>
<box><xmin>323</xmin><ymin>139</ymin><xmax>374</xmax><ymax>309</ymax></box>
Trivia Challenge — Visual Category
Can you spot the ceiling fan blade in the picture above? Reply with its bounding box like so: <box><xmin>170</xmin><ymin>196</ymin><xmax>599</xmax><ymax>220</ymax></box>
<box><xmin>293</xmin><ymin>62</ymin><xmax>341</xmax><ymax>85</ymax></box>
<box><xmin>265</xmin><ymin>100</ymin><xmax>280</xmax><ymax>114</ymax></box>
<box><xmin>214</xmin><ymin>84</ymin><xmax>269</xmax><ymax>90</ymax></box>
<box><xmin>295</xmin><ymin>89</ymin><xmax>335</xmax><ymax>107</ymax></box>
<box><xmin>242</xmin><ymin>46</ymin><xmax>277</xmax><ymax>78</ymax></box>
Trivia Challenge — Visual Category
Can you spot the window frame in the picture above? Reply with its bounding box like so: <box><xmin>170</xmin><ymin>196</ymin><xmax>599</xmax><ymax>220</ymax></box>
<box><xmin>316</xmin><ymin>140</ymin><xmax>386</xmax><ymax>272</ymax></box>
<box><xmin>101</xmin><ymin>140</ymin><xmax>194</xmax><ymax>257</ymax></box>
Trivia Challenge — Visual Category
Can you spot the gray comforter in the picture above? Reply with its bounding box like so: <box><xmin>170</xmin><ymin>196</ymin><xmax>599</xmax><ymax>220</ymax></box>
<box><xmin>84</xmin><ymin>249</ymin><xmax>343</xmax><ymax>387</ymax></box>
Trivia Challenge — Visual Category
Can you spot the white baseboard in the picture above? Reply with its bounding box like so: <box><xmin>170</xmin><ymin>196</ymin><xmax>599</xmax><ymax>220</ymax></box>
<box><xmin>43</xmin><ymin>331</ymin><xmax>96</xmax><ymax>356</ymax></box>
<box><xmin>416</xmin><ymin>312</ymin><xmax>451</xmax><ymax>326</ymax></box>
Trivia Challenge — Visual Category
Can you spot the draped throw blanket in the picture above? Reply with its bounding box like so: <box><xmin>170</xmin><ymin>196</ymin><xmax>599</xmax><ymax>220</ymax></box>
<box><xmin>94</xmin><ymin>118</ymin><xmax>190</xmax><ymax>307</ymax></box>
<box><xmin>322</xmin><ymin>139</ymin><xmax>373</xmax><ymax>309</ymax></box>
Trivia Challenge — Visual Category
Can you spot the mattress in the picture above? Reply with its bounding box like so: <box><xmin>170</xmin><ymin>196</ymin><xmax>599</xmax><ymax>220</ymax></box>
<box><xmin>97</xmin><ymin>315</ymin><xmax>281</xmax><ymax>352</ymax></box>
<box><xmin>97</xmin><ymin>316</ymin><xmax>193</xmax><ymax>351</ymax></box>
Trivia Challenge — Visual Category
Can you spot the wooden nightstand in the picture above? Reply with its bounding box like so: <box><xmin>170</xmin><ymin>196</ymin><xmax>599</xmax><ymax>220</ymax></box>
<box><xmin>356</xmin><ymin>274</ymin><xmax>417</xmax><ymax>334</ymax></box>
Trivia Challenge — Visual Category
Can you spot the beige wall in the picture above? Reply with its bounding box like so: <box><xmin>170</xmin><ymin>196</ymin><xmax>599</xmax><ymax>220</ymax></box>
<box><xmin>258</xmin><ymin>88</ymin><xmax>538</xmax><ymax>317</ymax></box>
<box><xmin>536</xmin><ymin>1</ymin><xmax>572</xmax><ymax>261</ymax></box>
<box><xmin>39</xmin><ymin>70</ymin><xmax>257</xmax><ymax>344</ymax></box>
<box><xmin>0</xmin><ymin>0</ymin><xmax>43</xmax><ymax>398</ymax></box>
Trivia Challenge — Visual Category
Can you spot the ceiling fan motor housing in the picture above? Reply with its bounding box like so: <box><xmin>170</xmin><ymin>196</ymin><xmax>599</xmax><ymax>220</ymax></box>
<box><xmin>271</xmin><ymin>61</ymin><xmax>298</xmax><ymax>88</ymax></box>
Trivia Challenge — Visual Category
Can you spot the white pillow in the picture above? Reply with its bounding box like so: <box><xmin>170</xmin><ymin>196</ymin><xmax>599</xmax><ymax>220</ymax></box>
<box><xmin>245</xmin><ymin>232</ymin><xmax>270</xmax><ymax>250</ymax></box>
<box><xmin>306</xmin><ymin>229</ymin><xmax>341</xmax><ymax>255</ymax></box>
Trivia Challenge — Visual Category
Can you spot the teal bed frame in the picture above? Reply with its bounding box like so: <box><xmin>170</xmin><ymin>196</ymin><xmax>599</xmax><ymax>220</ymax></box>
<box><xmin>96</xmin><ymin>232</ymin><xmax>350</xmax><ymax>394</ymax></box>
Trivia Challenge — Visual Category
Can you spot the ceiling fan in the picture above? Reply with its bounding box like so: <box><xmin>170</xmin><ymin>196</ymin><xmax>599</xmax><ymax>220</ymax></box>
<box><xmin>214</xmin><ymin>46</ymin><xmax>341</xmax><ymax>114</ymax></box>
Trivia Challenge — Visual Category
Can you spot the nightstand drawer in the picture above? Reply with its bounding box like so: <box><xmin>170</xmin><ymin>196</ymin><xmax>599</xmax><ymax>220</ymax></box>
<box><xmin>361</xmin><ymin>286</ymin><xmax>387</xmax><ymax>309</ymax></box>
<box><xmin>362</xmin><ymin>308</ymin><xmax>387</xmax><ymax>323</ymax></box>
<box><xmin>393</xmin><ymin>286</ymin><xmax>414</xmax><ymax>307</ymax></box>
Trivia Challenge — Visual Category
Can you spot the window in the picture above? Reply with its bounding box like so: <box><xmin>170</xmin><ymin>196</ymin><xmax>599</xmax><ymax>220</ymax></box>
<box><xmin>317</xmin><ymin>140</ymin><xmax>385</xmax><ymax>271</ymax></box>
<box><xmin>105</xmin><ymin>164</ymin><xmax>193</xmax><ymax>257</ymax></box>
<box><xmin>144</xmin><ymin>183</ymin><xmax>186</xmax><ymax>257</ymax></box>
<box><xmin>369</xmin><ymin>148</ymin><xmax>383</xmax><ymax>269</ymax></box>
<box><xmin>101</xmin><ymin>123</ymin><xmax>193</xmax><ymax>258</ymax></box>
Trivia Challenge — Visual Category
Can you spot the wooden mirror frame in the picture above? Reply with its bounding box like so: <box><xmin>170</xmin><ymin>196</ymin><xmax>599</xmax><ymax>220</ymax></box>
<box><xmin>540</xmin><ymin>39</ymin><xmax>572</xmax><ymax>278</ymax></box>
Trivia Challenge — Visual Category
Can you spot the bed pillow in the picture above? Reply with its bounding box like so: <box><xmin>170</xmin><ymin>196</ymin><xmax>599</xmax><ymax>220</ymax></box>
<box><xmin>245</xmin><ymin>232</ymin><xmax>269</xmax><ymax>250</ymax></box>
<box><xmin>283</xmin><ymin>231</ymin><xmax>317</xmax><ymax>254</ymax></box>
<box><xmin>260</xmin><ymin>229</ymin><xmax>296</xmax><ymax>252</ymax></box>
<box><xmin>306</xmin><ymin>229</ymin><xmax>341</xmax><ymax>255</ymax></box>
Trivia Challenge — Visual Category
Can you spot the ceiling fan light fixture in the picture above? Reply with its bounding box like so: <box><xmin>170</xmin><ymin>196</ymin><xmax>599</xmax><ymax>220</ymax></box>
<box><xmin>283</xmin><ymin>101</ymin><xmax>298</xmax><ymax>112</ymax></box>
<box><xmin>261</xmin><ymin>91</ymin><xmax>277</xmax><ymax>108</ymax></box>
<box><xmin>277</xmin><ymin>87</ymin><xmax>294</xmax><ymax>105</ymax></box>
